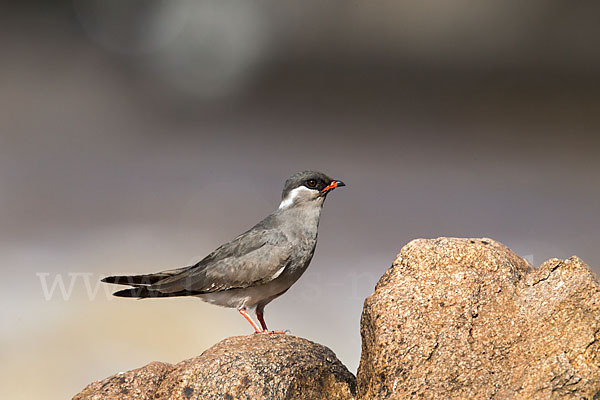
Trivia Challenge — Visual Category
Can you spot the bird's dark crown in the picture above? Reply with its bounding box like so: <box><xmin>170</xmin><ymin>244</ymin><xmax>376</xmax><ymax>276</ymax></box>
<box><xmin>281</xmin><ymin>171</ymin><xmax>333</xmax><ymax>199</ymax></box>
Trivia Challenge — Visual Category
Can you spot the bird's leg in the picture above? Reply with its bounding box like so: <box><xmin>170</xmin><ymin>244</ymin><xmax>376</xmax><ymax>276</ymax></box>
<box><xmin>256</xmin><ymin>309</ymin><xmax>269</xmax><ymax>332</ymax></box>
<box><xmin>238</xmin><ymin>307</ymin><xmax>262</xmax><ymax>333</ymax></box>
<box><xmin>256</xmin><ymin>308</ymin><xmax>286</xmax><ymax>334</ymax></box>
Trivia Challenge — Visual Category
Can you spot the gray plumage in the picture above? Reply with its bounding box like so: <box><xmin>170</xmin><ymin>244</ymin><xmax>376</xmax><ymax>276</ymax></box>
<box><xmin>102</xmin><ymin>171</ymin><xmax>345</xmax><ymax>332</ymax></box>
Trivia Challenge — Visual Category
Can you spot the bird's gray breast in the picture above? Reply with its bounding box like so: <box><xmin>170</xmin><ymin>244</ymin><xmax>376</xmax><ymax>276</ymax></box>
<box><xmin>276</xmin><ymin>203</ymin><xmax>322</xmax><ymax>277</ymax></box>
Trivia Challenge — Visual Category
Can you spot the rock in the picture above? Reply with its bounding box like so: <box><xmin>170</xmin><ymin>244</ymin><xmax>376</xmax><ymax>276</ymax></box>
<box><xmin>73</xmin><ymin>361</ymin><xmax>173</xmax><ymax>400</ymax></box>
<box><xmin>74</xmin><ymin>335</ymin><xmax>356</xmax><ymax>400</ymax></box>
<box><xmin>357</xmin><ymin>237</ymin><xmax>600</xmax><ymax>399</ymax></box>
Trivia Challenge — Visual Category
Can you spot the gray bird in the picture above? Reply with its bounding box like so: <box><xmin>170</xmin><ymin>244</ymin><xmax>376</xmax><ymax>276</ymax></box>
<box><xmin>102</xmin><ymin>171</ymin><xmax>345</xmax><ymax>333</ymax></box>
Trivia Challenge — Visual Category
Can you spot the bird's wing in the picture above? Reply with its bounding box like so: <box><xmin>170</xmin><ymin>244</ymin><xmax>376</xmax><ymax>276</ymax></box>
<box><xmin>151</xmin><ymin>228</ymin><xmax>292</xmax><ymax>294</ymax></box>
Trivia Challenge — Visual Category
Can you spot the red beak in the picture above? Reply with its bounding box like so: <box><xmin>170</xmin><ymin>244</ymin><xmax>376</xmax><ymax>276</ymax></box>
<box><xmin>320</xmin><ymin>180</ymin><xmax>346</xmax><ymax>193</ymax></box>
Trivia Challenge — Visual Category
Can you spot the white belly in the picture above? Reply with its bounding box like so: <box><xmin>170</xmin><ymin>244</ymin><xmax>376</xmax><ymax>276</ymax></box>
<box><xmin>196</xmin><ymin>273</ymin><xmax>297</xmax><ymax>309</ymax></box>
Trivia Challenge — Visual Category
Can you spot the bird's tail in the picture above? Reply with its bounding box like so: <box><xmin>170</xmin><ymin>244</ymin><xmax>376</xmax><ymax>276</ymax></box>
<box><xmin>110</xmin><ymin>286</ymin><xmax>179</xmax><ymax>298</ymax></box>
<box><xmin>101</xmin><ymin>267</ymin><xmax>190</xmax><ymax>298</ymax></box>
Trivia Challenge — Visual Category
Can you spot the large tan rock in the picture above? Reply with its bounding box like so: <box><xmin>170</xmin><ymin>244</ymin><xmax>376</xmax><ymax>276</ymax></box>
<box><xmin>358</xmin><ymin>237</ymin><xmax>600</xmax><ymax>399</ymax></box>
<box><xmin>74</xmin><ymin>361</ymin><xmax>173</xmax><ymax>400</ymax></box>
<box><xmin>74</xmin><ymin>335</ymin><xmax>356</xmax><ymax>400</ymax></box>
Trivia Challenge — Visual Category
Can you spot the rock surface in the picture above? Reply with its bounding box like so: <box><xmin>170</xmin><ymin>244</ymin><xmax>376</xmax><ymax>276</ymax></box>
<box><xmin>74</xmin><ymin>335</ymin><xmax>356</xmax><ymax>400</ymax></box>
<box><xmin>74</xmin><ymin>361</ymin><xmax>173</xmax><ymax>400</ymax></box>
<box><xmin>358</xmin><ymin>237</ymin><xmax>600</xmax><ymax>399</ymax></box>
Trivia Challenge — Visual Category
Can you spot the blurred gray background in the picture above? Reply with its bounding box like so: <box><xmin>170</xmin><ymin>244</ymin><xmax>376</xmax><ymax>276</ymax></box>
<box><xmin>1</xmin><ymin>1</ymin><xmax>599</xmax><ymax>399</ymax></box>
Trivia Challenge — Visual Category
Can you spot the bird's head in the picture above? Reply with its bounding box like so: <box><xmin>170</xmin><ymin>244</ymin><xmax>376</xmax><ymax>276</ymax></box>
<box><xmin>279</xmin><ymin>171</ymin><xmax>345</xmax><ymax>210</ymax></box>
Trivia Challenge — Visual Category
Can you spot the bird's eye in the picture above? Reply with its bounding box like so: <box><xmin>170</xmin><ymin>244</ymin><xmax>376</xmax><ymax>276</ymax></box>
<box><xmin>306</xmin><ymin>179</ymin><xmax>318</xmax><ymax>189</ymax></box>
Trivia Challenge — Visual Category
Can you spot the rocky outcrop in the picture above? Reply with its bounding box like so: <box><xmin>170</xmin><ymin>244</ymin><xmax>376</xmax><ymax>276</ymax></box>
<box><xmin>358</xmin><ymin>237</ymin><xmax>600</xmax><ymax>399</ymax></box>
<box><xmin>74</xmin><ymin>361</ymin><xmax>173</xmax><ymax>400</ymax></box>
<box><xmin>76</xmin><ymin>237</ymin><xmax>600</xmax><ymax>399</ymax></box>
<box><xmin>74</xmin><ymin>335</ymin><xmax>356</xmax><ymax>400</ymax></box>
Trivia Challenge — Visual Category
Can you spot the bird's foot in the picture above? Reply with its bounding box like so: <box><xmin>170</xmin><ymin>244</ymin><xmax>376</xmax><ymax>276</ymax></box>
<box><xmin>267</xmin><ymin>329</ymin><xmax>287</xmax><ymax>334</ymax></box>
<box><xmin>253</xmin><ymin>329</ymin><xmax>288</xmax><ymax>335</ymax></box>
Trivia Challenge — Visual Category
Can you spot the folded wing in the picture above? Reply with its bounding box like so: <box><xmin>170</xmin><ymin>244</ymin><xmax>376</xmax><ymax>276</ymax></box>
<box><xmin>105</xmin><ymin>228</ymin><xmax>292</xmax><ymax>298</ymax></box>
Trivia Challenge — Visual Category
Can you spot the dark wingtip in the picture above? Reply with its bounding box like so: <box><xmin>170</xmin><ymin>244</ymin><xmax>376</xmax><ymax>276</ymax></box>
<box><xmin>101</xmin><ymin>275</ymin><xmax>127</xmax><ymax>284</ymax></box>
<box><xmin>101</xmin><ymin>275</ymin><xmax>145</xmax><ymax>285</ymax></box>
<box><xmin>101</xmin><ymin>273</ymin><xmax>172</xmax><ymax>286</ymax></box>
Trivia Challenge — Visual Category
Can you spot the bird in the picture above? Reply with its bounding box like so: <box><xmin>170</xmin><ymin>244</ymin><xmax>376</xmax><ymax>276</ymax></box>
<box><xmin>101</xmin><ymin>171</ymin><xmax>345</xmax><ymax>334</ymax></box>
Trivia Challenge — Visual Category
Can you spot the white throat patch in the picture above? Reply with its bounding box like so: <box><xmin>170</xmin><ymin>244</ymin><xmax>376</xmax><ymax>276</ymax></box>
<box><xmin>279</xmin><ymin>186</ymin><xmax>316</xmax><ymax>209</ymax></box>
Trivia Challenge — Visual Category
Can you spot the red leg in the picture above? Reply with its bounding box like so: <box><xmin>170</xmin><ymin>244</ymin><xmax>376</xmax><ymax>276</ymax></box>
<box><xmin>256</xmin><ymin>309</ymin><xmax>286</xmax><ymax>334</ymax></box>
<box><xmin>256</xmin><ymin>309</ymin><xmax>269</xmax><ymax>332</ymax></box>
<box><xmin>238</xmin><ymin>307</ymin><xmax>262</xmax><ymax>333</ymax></box>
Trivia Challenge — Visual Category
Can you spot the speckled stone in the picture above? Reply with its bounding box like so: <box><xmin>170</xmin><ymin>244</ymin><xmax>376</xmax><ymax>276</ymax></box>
<box><xmin>74</xmin><ymin>335</ymin><xmax>356</xmax><ymax>400</ymax></box>
<box><xmin>73</xmin><ymin>361</ymin><xmax>173</xmax><ymax>400</ymax></box>
<box><xmin>357</xmin><ymin>237</ymin><xmax>600</xmax><ymax>400</ymax></box>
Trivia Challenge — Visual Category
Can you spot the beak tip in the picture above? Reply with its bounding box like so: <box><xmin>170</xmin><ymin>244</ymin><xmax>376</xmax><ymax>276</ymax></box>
<box><xmin>336</xmin><ymin>180</ymin><xmax>346</xmax><ymax>187</ymax></box>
